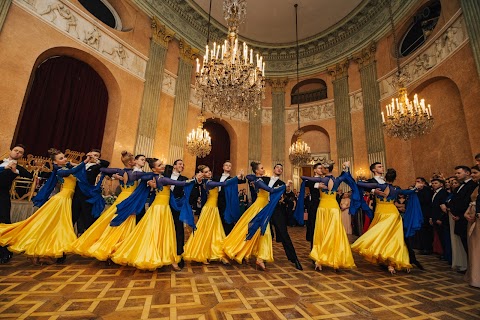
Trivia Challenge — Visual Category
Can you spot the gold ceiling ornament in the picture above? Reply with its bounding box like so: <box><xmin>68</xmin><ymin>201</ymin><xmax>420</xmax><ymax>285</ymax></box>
<box><xmin>186</xmin><ymin>114</ymin><xmax>212</xmax><ymax>158</ymax></box>
<box><xmin>289</xmin><ymin>4</ymin><xmax>311</xmax><ymax>166</ymax></box>
<box><xmin>381</xmin><ymin>0</ymin><xmax>433</xmax><ymax>140</ymax></box>
<box><xmin>195</xmin><ymin>0</ymin><xmax>265</xmax><ymax>118</ymax></box>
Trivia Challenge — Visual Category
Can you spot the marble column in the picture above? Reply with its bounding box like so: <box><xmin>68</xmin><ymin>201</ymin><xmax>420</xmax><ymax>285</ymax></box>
<box><xmin>248</xmin><ymin>107</ymin><xmax>262</xmax><ymax>168</ymax></box>
<box><xmin>460</xmin><ymin>0</ymin><xmax>480</xmax><ymax>78</ymax></box>
<box><xmin>269</xmin><ymin>78</ymin><xmax>288</xmax><ymax>169</ymax></box>
<box><xmin>168</xmin><ymin>39</ymin><xmax>198</xmax><ymax>162</ymax></box>
<box><xmin>328</xmin><ymin>59</ymin><xmax>354</xmax><ymax>174</ymax></box>
<box><xmin>354</xmin><ymin>43</ymin><xmax>387</xmax><ymax>168</ymax></box>
<box><xmin>134</xmin><ymin>18</ymin><xmax>174</xmax><ymax>156</ymax></box>
<box><xmin>0</xmin><ymin>0</ymin><xmax>12</xmax><ymax>33</ymax></box>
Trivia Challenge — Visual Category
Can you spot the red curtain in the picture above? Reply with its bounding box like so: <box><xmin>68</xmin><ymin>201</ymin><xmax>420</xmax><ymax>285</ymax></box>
<box><xmin>14</xmin><ymin>56</ymin><xmax>108</xmax><ymax>157</ymax></box>
<box><xmin>195</xmin><ymin>121</ymin><xmax>230</xmax><ymax>177</ymax></box>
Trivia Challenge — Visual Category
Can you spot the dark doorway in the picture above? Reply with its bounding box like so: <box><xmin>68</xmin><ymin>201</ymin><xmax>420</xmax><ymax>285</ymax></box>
<box><xmin>14</xmin><ymin>56</ymin><xmax>109</xmax><ymax>157</ymax></box>
<box><xmin>195</xmin><ymin>120</ymin><xmax>230</xmax><ymax>177</ymax></box>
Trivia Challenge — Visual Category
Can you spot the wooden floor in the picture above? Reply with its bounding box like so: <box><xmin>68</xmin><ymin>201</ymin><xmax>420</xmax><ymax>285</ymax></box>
<box><xmin>0</xmin><ymin>227</ymin><xmax>479</xmax><ymax>319</ymax></box>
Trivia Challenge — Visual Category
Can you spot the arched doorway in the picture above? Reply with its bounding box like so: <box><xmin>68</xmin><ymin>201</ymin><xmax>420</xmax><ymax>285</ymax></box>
<box><xmin>13</xmin><ymin>56</ymin><xmax>109</xmax><ymax>156</ymax></box>
<box><xmin>195</xmin><ymin>120</ymin><xmax>231</xmax><ymax>177</ymax></box>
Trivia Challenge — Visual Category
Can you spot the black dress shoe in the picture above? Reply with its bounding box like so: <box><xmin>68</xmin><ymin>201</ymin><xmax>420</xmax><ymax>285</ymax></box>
<box><xmin>178</xmin><ymin>258</ymin><xmax>185</xmax><ymax>269</ymax></box>
<box><xmin>56</xmin><ymin>253</ymin><xmax>67</xmax><ymax>264</ymax></box>
<box><xmin>457</xmin><ymin>269</ymin><xmax>467</xmax><ymax>274</ymax></box>
<box><xmin>412</xmin><ymin>260</ymin><xmax>425</xmax><ymax>270</ymax></box>
<box><xmin>293</xmin><ymin>259</ymin><xmax>303</xmax><ymax>270</ymax></box>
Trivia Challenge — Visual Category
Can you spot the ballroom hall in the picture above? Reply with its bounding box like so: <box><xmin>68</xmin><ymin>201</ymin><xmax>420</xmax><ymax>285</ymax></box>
<box><xmin>0</xmin><ymin>0</ymin><xmax>479</xmax><ymax>319</ymax></box>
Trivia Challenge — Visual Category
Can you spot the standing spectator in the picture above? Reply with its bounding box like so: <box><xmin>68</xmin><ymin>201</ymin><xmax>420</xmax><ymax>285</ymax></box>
<box><xmin>340</xmin><ymin>192</ymin><xmax>352</xmax><ymax>234</ymax></box>
<box><xmin>448</xmin><ymin>178</ymin><xmax>468</xmax><ymax>272</ymax></box>
<box><xmin>430</xmin><ymin>178</ymin><xmax>450</xmax><ymax>263</ymax></box>
<box><xmin>239</xmin><ymin>189</ymin><xmax>248</xmax><ymax>215</ymax></box>
<box><xmin>464</xmin><ymin>165</ymin><xmax>479</xmax><ymax>287</ymax></box>
<box><xmin>416</xmin><ymin>177</ymin><xmax>434</xmax><ymax>255</ymax></box>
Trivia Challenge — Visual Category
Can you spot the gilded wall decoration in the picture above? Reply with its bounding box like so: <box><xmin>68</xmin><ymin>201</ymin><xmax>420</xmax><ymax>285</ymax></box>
<box><xmin>379</xmin><ymin>12</ymin><xmax>467</xmax><ymax>100</ymax></box>
<box><xmin>15</xmin><ymin>0</ymin><xmax>147</xmax><ymax>80</ymax></box>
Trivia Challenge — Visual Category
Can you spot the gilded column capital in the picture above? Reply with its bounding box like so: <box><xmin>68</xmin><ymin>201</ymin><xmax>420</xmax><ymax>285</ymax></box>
<box><xmin>151</xmin><ymin>16</ymin><xmax>175</xmax><ymax>47</ymax></box>
<box><xmin>268</xmin><ymin>78</ymin><xmax>289</xmax><ymax>93</ymax></box>
<box><xmin>353</xmin><ymin>42</ymin><xmax>377</xmax><ymax>69</ymax></box>
<box><xmin>327</xmin><ymin>59</ymin><xmax>350</xmax><ymax>81</ymax></box>
<box><xmin>179</xmin><ymin>38</ymin><xmax>199</xmax><ymax>64</ymax></box>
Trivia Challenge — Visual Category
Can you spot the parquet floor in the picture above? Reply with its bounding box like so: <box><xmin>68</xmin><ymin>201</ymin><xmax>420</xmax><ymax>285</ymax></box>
<box><xmin>0</xmin><ymin>227</ymin><xmax>479</xmax><ymax>319</ymax></box>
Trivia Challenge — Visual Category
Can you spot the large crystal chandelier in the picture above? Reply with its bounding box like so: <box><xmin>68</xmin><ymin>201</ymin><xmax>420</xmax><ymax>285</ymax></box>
<box><xmin>289</xmin><ymin>4</ymin><xmax>311</xmax><ymax>166</ymax></box>
<box><xmin>186</xmin><ymin>114</ymin><xmax>212</xmax><ymax>158</ymax></box>
<box><xmin>195</xmin><ymin>0</ymin><xmax>265</xmax><ymax>118</ymax></box>
<box><xmin>382</xmin><ymin>0</ymin><xmax>434</xmax><ymax>140</ymax></box>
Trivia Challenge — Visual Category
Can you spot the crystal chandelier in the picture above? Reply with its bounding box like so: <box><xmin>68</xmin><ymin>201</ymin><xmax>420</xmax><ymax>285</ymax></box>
<box><xmin>382</xmin><ymin>0</ymin><xmax>434</xmax><ymax>140</ymax></box>
<box><xmin>289</xmin><ymin>4</ymin><xmax>311</xmax><ymax>166</ymax></box>
<box><xmin>195</xmin><ymin>0</ymin><xmax>265</xmax><ymax>118</ymax></box>
<box><xmin>186</xmin><ymin>114</ymin><xmax>212</xmax><ymax>158</ymax></box>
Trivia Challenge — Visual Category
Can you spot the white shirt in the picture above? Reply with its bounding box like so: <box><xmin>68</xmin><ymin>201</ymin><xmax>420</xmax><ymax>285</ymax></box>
<box><xmin>170</xmin><ymin>172</ymin><xmax>180</xmax><ymax>191</ymax></box>
<box><xmin>0</xmin><ymin>158</ymin><xmax>19</xmax><ymax>174</ymax></box>
<box><xmin>85</xmin><ymin>162</ymin><xmax>97</xmax><ymax>170</ymax></box>
<box><xmin>313</xmin><ymin>175</ymin><xmax>321</xmax><ymax>189</ymax></box>
<box><xmin>371</xmin><ymin>176</ymin><xmax>385</xmax><ymax>193</ymax></box>
<box><xmin>219</xmin><ymin>173</ymin><xmax>229</xmax><ymax>191</ymax></box>
<box><xmin>268</xmin><ymin>176</ymin><xmax>279</xmax><ymax>188</ymax></box>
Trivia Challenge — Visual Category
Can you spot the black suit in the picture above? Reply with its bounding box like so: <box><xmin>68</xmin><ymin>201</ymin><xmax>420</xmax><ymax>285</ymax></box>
<box><xmin>169</xmin><ymin>173</ymin><xmax>187</xmax><ymax>255</ymax></box>
<box><xmin>212</xmin><ymin>175</ymin><xmax>246</xmax><ymax>235</ymax></box>
<box><xmin>263</xmin><ymin>177</ymin><xmax>299</xmax><ymax>262</ymax></box>
<box><xmin>0</xmin><ymin>162</ymin><xmax>33</xmax><ymax>260</ymax></box>
<box><xmin>72</xmin><ymin>159</ymin><xmax>109</xmax><ymax>234</ymax></box>
<box><xmin>305</xmin><ymin>180</ymin><xmax>320</xmax><ymax>246</ymax></box>
<box><xmin>417</xmin><ymin>186</ymin><xmax>434</xmax><ymax>253</ymax></box>
<box><xmin>450</xmin><ymin>179</ymin><xmax>477</xmax><ymax>254</ymax></box>
<box><xmin>431</xmin><ymin>188</ymin><xmax>450</xmax><ymax>262</ymax></box>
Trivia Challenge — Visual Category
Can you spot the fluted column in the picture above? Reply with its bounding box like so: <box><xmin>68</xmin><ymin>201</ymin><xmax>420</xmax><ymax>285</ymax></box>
<box><xmin>328</xmin><ymin>59</ymin><xmax>354</xmax><ymax>173</ymax></box>
<box><xmin>0</xmin><ymin>0</ymin><xmax>12</xmax><ymax>33</ymax></box>
<box><xmin>134</xmin><ymin>18</ymin><xmax>175</xmax><ymax>156</ymax></box>
<box><xmin>168</xmin><ymin>39</ymin><xmax>198</xmax><ymax>162</ymax></box>
<box><xmin>354</xmin><ymin>43</ymin><xmax>386</xmax><ymax>168</ymax></box>
<box><xmin>248</xmin><ymin>108</ymin><xmax>262</xmax><ymax>168</ymax></box>
<box><xmin>269</xmin><ymin>78</ymin><xmax>288</xmax><ymax>168</ymax></box>
<box><xmin>460</xmin><ymin>0</ymin><xmax>480</xmax><ymax>78</ymax></box>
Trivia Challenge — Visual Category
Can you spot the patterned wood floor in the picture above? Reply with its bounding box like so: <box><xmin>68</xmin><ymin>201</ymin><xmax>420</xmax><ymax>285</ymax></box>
<box><xmin>0</xmin><ymin>227</ymin><xmax>479</xmax><ymax>319</ymax></box>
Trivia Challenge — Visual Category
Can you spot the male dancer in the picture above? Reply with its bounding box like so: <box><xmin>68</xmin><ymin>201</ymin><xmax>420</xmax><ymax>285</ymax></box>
<box><xmin>213</xmin><ymin>160</ymin><xmax>246</xmax><ymax>235</ymax></box>
<box><xmin>264</xmin><ymin>164</ymin><xmax>302</xmax><ymax>270</ymax></box>
<box><xmin>305</xmin><ymin>163</ymin><xmax>322</xmax><ymax>249</ymax></box>
<box><xmin>168</xmin><ymin>159</ymin><xmax>188</xmax><ymax>268</ymax></box>
<box><xmin>72</xmin><ymin>149</ymin><xmax>109</xmax><ymax>235</ymax></box>
<box><xmin>0</xmin><ymin>144</ymin><xmax>33</xmax><ymax>263</ymax></box>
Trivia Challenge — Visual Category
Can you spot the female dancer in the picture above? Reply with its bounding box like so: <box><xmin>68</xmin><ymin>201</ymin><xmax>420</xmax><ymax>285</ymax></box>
<box><xmin>464</xmin><ymin>165</ymin><xmax>479</xmax><ymax>288</ymax></box>
<box><xmin>351</xmin><ymin>168</ymin><xmax>423</xmax><ymax>274</ymax></box>
<box><xmin>0</xmin><ymin>148</ymin><xmax>90</xmax><ymax>264</ymax></box>
<box><xmin>111</xmin><ymin>158</ymin><xmax>194</xmax><ymax>271</ymax></box>
<box><xmin>183</xmin><ymin>165</ymin><xmax>240</xmax><ymax>265</ymax></box>
<box><xmin>295</xmin><ymin>161</ymin><xmax>356</xmax><ymax>270</ymax></box>
<box><xmin>223</xmin><ymin>161</ymin><xmax>285</xmax><ymax>271</ymax></box>
<box><xmin>70</xmin><ymin>151</ymin><xmax>149</xmax><ymax>262</ymax></box>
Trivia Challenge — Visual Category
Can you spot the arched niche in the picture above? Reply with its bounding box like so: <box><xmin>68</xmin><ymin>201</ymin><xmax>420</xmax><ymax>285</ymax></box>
<box><xmin>291</xmin><ymin>79</ymin><xmax>328</xmax><ymax>105</ymax></box>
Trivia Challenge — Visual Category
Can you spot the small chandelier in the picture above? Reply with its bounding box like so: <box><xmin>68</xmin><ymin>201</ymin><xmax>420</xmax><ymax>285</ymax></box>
<box><xmin>186</xmin><ymin>114</ymin><xmax>212</xmax><ymax>158</ymax></box>
<box><xmin>195</xmin><ymin>0</ymin><xmax>265</xmax><ymax>118</ymax></box>
<box><xmin>382</xmin><ymin>0</ymin><xmax>434</xmax><ymax>140</ymax></box>
<box><xmin>289</xmin><ymin>4</ymin><xmax>311</xmax><ymax>166</ymax></box>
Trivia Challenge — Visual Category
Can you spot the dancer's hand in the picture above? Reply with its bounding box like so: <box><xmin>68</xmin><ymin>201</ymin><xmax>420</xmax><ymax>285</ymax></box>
<box><xmin>374</xmin><ymin>188</ymin><xmax>387</xmax><ymax>197</ymax></box>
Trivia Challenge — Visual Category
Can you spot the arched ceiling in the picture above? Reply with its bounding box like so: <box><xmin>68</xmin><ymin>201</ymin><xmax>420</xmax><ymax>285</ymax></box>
<box><xmin>191</xmin><ymin>0</ymin><xmax>363</xmax><ymax>45</ymax></box>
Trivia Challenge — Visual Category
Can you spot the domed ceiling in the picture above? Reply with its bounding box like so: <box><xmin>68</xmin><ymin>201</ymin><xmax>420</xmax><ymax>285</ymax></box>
<box><xmin>135</xmin><ymin>0</ymin><xmax>418</xmax><ymax>76</ymax></box>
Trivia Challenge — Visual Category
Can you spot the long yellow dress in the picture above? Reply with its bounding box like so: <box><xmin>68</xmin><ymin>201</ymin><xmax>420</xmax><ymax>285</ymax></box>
<box><xmin>183</xmin><ymin>187</ymin><xmax>227</xmax><ymax>263</ymax></box>
<box><xmin>69</xmin><ymin>183</ymin><xmax>138</xmax><ymax>261</ymax></box>
<box><xmin>351</xmin><ymin>199</ymin><xmax>412</xmax><ymax>270</ymax></box>
<box><xmin>111</xmin><ymin>186</ymin><xmax>181</xmax><ymax>270</ymax></box>
<box><xmin>0</xmin><ymin>175</ymin><xmax>77</xmax><ymax>258</ymax></box>
<box><xmin>223</xmin><ymin>189</ymin><xmax>273</xmax><ymax>264</ymax></box>
<box><xmin>310</xmin><ymin>191</ymin><xmax>356</xmax><ymax>269</ymax></box>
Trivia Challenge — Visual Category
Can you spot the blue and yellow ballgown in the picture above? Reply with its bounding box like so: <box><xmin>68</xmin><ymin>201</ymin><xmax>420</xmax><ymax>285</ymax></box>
<box><xmin>111</xmin><ymin>177</ymin><xmax>190</xmax><ymax>270</ymax></box>
<box><xmin>351</xmin><ymin>182</ymin><xmax>419</xmax><ymax>270</ymax></box>
<box><xmin>0</xmin><ymin>164</ymin><xmax>85</xmax><ymax>258</ymax></box>
<box><xmin>70</xmin><ymin>168</ymin><xmax>148</xmax><ymax>261</ymax></box>
<box><xmin>223</xmin><ymin>176</ymin><xmax>284</xmax><ymax>264</ymax></box>
<box><xmin>183</xmin><ymin>178</ymin><xmax>238</xmax><ymax>263</ymax></box>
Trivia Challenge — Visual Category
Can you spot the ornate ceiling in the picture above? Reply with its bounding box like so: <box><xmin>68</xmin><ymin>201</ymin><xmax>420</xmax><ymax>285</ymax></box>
<box><xmin>135</xmin><ymin>0</ymin><xmax>418</xmax><ymax>76</ymax></box>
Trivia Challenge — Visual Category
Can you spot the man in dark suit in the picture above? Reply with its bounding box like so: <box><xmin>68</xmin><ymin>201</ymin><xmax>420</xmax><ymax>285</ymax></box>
<box><xmin>263</xmin><ymin>164</ymin><xmax>302</xmax><ymax>270</ymax></box>
<box><xmin>430</xmin><ymin>178</ymin><xmax>450</xmax><ymax>262</ymax></box>
<box><xmin>448</xmin><ymin>165</ymin><xmax>477</xmax><ymax>259</ymax></box>
<box><xmin>72</xmin><ymin>149</ymin><xmax>109</xmax><ymax>235</ymax></box>
<box><xmin>305</xmin><ymin>163</ymin><xmax>322</xmax><ymax>249</ymax></box>
<box><xmin>167</xmin><ymin>159</ymin><xmax>188</xmax><ymax>268</ymax></box>
<box><xmin>212</xmin><ymin>160</ymin><xmax>246</xmax><ymax>235</ymax></box>
<box><xmin>416</xmin><ymin>177</ymin><xmax>434</xmax><ymax>255</ymax></box>
<box><xmin>0</xmin><ymin>144</ymin><xmax>33</xmax><ymax>263</ymax></box>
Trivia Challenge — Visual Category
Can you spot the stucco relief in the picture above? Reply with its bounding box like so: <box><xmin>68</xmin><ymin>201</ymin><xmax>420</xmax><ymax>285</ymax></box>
<box><xmin>286</xmin><ymin>101</ymin><xmax>335</xmax><ymax>124</ymax></box>
<box><xmin>162</xmin><ymin>72</ymin><xmax>176</xmax><ymax>97</ymax></box>
<box><xmin>262</xmin><ymin>109</ymin><xmax>272</xmax><ymax>124</ymax></box>
<box><xmin>379</xmin><ymin>14</ymin><xmax>466</xmax><ymax>99</ymax></box>
<box><xmin>349</xmin><ymin>91</ymin><xmax>363</xmax><ymax>113</ymax></box>
<box><xmin>15</xmin><ymin>0</ymin><xmax>147</xmax><ymax>80</ymax></box>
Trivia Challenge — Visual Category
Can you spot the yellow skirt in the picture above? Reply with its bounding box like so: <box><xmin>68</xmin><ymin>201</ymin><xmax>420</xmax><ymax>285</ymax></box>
<box><xmin>183</xmin><ymin>204</ymin><xmax>226</xmax><ymax>263</ymax></box>
<box><xmin>351</xmin><ymin>202</ymin><xmax>411</xmax><ymax>270</ymax></box>
<box><xmin>69</xmin><ymin>189</ymin><xmax>136</xmax><ymax>261</ymax></box>
<box><xmin>223</xmin><ymin>192</ymin><xmax>273</xmax><ymax>264</ymax></box>
<box><xmin>0</xmin><ymin>190</ymin><xmax>76</xmax><ymax>258</ymax></box>
<box><xmin>309</xmin><ymin>197</ymin><xmax>356</xmax><ymax>269</ymax></box>
<box><xmin>111</xmin><ymin>201</ymin><xmax>180</xmax><ymax>270</ymax></box>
